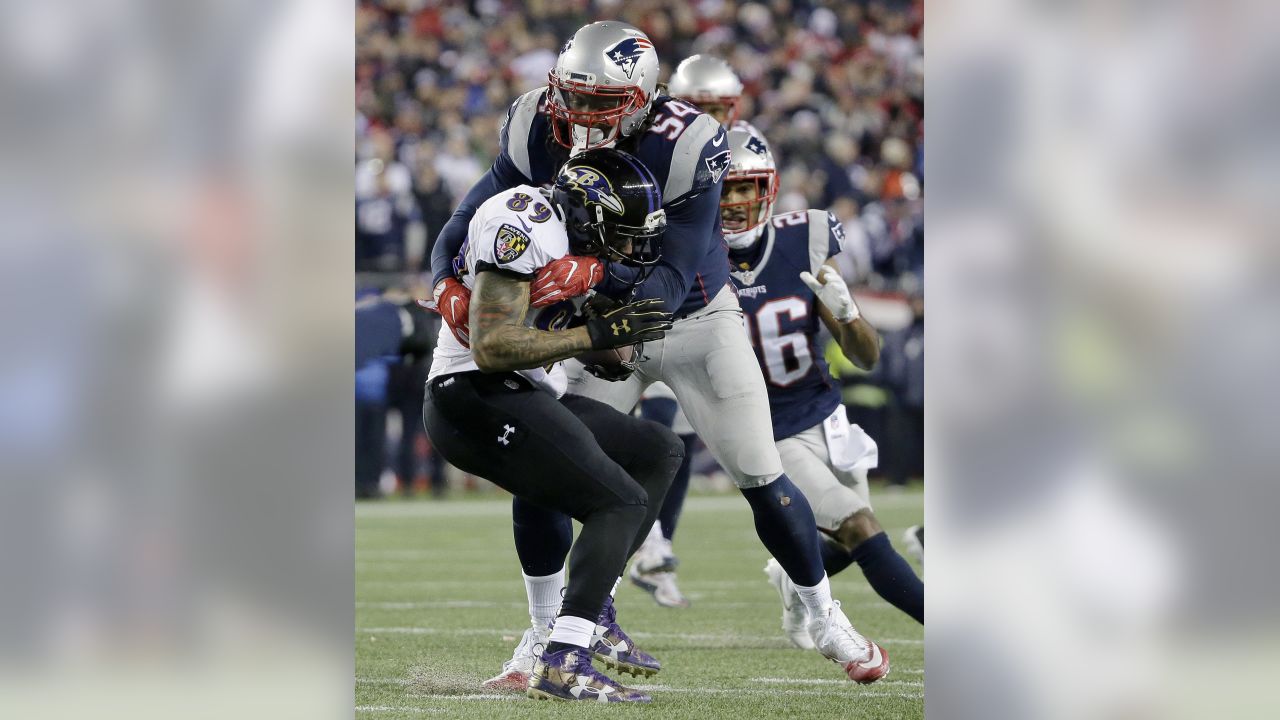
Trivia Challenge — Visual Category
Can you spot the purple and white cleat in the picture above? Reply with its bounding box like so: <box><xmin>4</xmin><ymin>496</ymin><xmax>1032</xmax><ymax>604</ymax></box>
<box><xmin>590</xmin><ymin>596</ymin><xmax>662</xmax><ymax>677</ymax></box>
<box><xmin>526</xmin><ymin>646</ymin><xmax>651</xmax><ymax>703</ymax></box>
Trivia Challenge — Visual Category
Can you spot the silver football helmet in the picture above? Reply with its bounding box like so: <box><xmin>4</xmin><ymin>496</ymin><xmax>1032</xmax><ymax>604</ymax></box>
<box><xmin>667</xmin><ymin>55</ymin><xmax>744</xmax><ymax>128</ymax></box>
<box><xmin>547</xmin><ymin>22</ymin><xmax>660</xmax><ymax>152</ymax></box>
<box><xmin>720</xmin><ymin>127</ymin><xmax>778</xmax><ymax>249</ymax></box>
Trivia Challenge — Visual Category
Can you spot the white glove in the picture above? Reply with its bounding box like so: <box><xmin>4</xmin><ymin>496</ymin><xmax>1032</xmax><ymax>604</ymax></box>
<box><xmin>799</xmin><ymin>265</ymin><xmax>859</xmax><ymax>323</ymax></box>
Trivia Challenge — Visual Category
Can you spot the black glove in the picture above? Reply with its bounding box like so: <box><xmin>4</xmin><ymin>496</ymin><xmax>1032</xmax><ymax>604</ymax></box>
<box><xmin>584</xmin><ymin>297</ymin><xmax>673</xmax><ymax>350</ymax></box>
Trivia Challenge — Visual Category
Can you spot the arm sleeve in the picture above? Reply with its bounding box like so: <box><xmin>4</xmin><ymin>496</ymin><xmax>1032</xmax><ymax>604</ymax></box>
<box><xmin>594</xmin><ymin>186</ymin><xmax>722</xmax><ymax>311</ymax></box>
<box><xmin>429</xmin><ymin>98</ymin><xmax>535</xmax><ymax>285</ymax></box>
<box><xmin>594</xmin><ymin>119</ymin><xmax>729</xmax><ymax>312</ymax></box>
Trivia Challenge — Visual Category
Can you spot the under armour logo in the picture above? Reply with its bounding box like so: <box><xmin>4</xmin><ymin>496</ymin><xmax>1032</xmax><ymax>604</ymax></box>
<box><xmin>498</xmin><ymin>424</ymin><xmax>516</xmax><ymax>445</ymax></box>
<box><xmin>611</xmin><ymin>319</ymin><xmax>630</xmax><ymax>336</ymax></box>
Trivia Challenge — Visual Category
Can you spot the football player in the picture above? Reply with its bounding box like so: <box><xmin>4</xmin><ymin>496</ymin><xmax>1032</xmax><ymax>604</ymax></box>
<box><xmin>628</xmin><ymin>381</ymin><xmax>695</xmax><ymax>608</ymax></box>
<box><xmin>627</xmin><ymin>53</ymin><xmax>747</xmax><ymax>608</ymax></box>
<box><xmin>424</xmin><ymin>149</ymin><xmax>683</xmax><ymax>703</ymax></box>
<box><xmin>429</xmin><ymin>22</ymin><xmax>889</xmax><ymax>687</ymax></box>
<box><xmin>667</xmin><ymin>54</ymin><xmax>745</xmax><ymax>128</ymax></box>
<box><xmin>719</xmin><ymin>127</ymin><xmax>925</xmax><ymax>640</ymax></box>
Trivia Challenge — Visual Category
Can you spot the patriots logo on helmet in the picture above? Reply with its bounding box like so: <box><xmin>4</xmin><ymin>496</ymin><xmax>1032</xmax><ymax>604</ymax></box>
<box><xmin>745</xmin><ymin>135</ymin><xmax>769</xmax><ymax>156</ymax></box>
<box><xmin>605</xmin><ymin>36</ymin><xmax>652</xmax><ymax>80</ymax></box>
<box><xmin>705</xmin><ymin>149</ymin><xmax>732</xmax><ymax>183</ymax></box>
<box><xmin>560</xmin><ymin>166</ymin><xmax>626</xmax><ymax>215</ymax></box>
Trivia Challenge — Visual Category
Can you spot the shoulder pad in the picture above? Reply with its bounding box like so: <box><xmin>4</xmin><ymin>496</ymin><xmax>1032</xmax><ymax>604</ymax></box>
<box><xmin>805</xmin><ymin>209</ymin><xmax>832</xmax><ymax>275</ymax></box>
<box><xmin>500</xmin><ymin>88</ymin><xmax>548</xmax><ymax>181</ymax></box>
<box><xmin>661</xmin><ymin>112</ymin><xmax>727</xmax><ymax>204</ymax></box>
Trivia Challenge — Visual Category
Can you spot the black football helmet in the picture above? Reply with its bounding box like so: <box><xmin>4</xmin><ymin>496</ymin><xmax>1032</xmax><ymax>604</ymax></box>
<box><xmin>550</xmin><ymin>148</ymin><xmax>666</xmax><ymax>271</ymax></box>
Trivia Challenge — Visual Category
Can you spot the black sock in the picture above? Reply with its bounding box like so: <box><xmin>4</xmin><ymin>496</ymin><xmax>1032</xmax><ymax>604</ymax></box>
<box><xmin>657</xmin><ymin>434</ymin><xmax>695</xmax><ymax>541</ymax></box>
<box><xmin>851</xmin><ymin>532</ymin><xmax>924</xmax><ymax>623</ymax></box>
<box><xmin>740</xmin><ymin>475</ymin><xmax>825</xmax><ymax>586</ymax></box>
<box><xmin>512</xmin><ymin>497</ymin><xmax>573</xmax><ymax>576</ymax></box>
<box><xmin>820</xmin><ymin>535</ymin><xmax>858</xmax><ymax>576</ymax></box>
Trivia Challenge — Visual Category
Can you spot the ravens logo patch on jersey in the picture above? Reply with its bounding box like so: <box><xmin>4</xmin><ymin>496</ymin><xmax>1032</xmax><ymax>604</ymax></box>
<box><xmin>494</xmin><ymin>223</ymin><xmax>531</xmax><ymax>264</ymax></box>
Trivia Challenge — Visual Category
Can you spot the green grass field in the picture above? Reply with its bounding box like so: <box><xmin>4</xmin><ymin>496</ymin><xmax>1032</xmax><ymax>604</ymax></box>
<box><xmin>356</xmin><ymin>487</ymin><xmax>924</xmax><ymax>719</ymax></box>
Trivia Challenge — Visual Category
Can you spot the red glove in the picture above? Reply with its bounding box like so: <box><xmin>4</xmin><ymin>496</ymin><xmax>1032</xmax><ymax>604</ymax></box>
<box><xmin>530</xmin><ymin>256</ymin><xmax>604</xmax><ymax>307</ymax></box>
<box><xmin>431</xmin><ymin>277</ymin><xmax>472</xmax><ymax>347</ymax></box>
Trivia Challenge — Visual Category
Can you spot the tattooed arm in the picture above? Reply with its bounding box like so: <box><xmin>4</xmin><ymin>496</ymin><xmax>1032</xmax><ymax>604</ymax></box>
<box><xmin>469</xmin><ymin>270</ymin><xmax>593</xmax><ymax>373</ymax></box>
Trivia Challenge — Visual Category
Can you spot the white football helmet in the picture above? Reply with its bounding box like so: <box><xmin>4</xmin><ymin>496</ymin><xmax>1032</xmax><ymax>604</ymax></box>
<box><xmin>720</xmin><ymin>127</ymin><xmax>778</xmax><ymax>248</ymax></box>
<box><xmin>667</xmin><ymin>55</ymin><xmax>744</xmax><ymax>128</ymax></box>
<box><xmin>547</xmin><ymin>22</ymin><xmax>660</xmax><ymax>152</ymax></box>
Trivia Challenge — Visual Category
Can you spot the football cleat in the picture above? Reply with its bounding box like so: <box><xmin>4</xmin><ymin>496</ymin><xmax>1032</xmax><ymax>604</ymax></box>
<box><xmin>527</xmin><ymin>646</ymin><xmax>651</xmax><ymax>703</ymax></box>
<box><xmin>807</xmin><ymin>600</ymin><xmax>890</xmax><ymax>684</ymax></box>
<box><xmin>629</xmin><ymin>565</ymin><xmax>690</xmax><ymax>608</ymax></box>
<box><xmin>480</xmin><ymin>624</ymin><xmax>547</xmax><ymax>692</ymax></box>
<box><xmin>591</xmin><ymin>596</ymin><xmax>662</xmax><ymax>677</ymax></box>
<box><xmin>903</xmin><ymin>525</ymin><xmax>924</xmax><ymax>566</ymax></box>
<box><xmin>764</xmin><ymin>558</ymin><xmax>815</xmax><ymax>649</ymax></box>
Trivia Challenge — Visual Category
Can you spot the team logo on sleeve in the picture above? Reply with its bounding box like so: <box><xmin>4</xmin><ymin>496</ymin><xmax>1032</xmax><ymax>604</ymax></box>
<box><xmin>494</xmin><ymin>223</ymin><xmax>531</xmax><ymax>264</ymax></box>
<box><xmin>605</xmin><ymin>37</ymin><xmax>653</xmax><ymax>79</ymax></box>
<box><xmin>705</xmin><ymin>150</ymin><xmax>732</xmax><ymax>183</ymax></box>
<box><xmin>560</xmin><ymin>166</ymin><xmax>626</xmax><ymax>215</ymax></box>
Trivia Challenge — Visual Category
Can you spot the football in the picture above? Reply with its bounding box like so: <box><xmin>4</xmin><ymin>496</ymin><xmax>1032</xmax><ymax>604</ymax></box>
<box><xmin>575</xmin><ymin>343</ymin><xmax>634</xmax><ymax>369</ymax></box>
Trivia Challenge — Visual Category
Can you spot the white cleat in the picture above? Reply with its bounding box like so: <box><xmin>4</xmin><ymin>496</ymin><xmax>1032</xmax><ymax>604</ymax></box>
<box><xmin>629</xmin><ymin>564</ymin><xmax>690</xmax><ymax>608</ymax></box>
<box><xmin>903</xmin><ymin>525</ymin><xmax>924</xmax><ymax>566</ymax></box>
<box><xmin>480</xmin><ymin>624</ymin><xmax>547</xmax><ymax>692</ymax></box>
<box><xmin>807</xmin><ymin>600</ymin><xmax>890</xmax><ymax>684</ymax></box>
<box><xmin>763</xmin><ymin>558</ymin><xmax>815</xmax><ymax>649</ymax></box>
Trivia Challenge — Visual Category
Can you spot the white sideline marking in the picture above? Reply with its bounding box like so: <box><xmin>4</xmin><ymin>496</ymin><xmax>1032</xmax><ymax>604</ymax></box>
<box><xmin>358</xmin><ymin>626</ymin><xmax>923</xmax><ymax>645</ymax></box>
<box><xmin>356</xmin><ymin>705</ymin><xmax>443</xmax><ymax>714</ymax></box>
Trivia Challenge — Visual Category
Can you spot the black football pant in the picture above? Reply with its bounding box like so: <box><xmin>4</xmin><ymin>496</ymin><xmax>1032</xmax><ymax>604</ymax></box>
<box><xmin>423</xmin><ymin>371</ymin><xmax>683</xmax><ymax>622</ymax></box>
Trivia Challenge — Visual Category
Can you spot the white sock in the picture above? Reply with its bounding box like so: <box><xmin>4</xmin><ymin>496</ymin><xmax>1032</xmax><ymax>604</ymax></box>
<box><xmin>547</xmin><ymin>614</ymin><xmax>596</xmax><ymax>649</ymax></box>
<box><xmin>523</xmin><ymin>569</ymin><xmax>565</xmax><ymax>629</ymax></box>
<box><xmin>793</xmin><ymin>574</ymin><xmax>834</xmax><ymax>616</ymax></box>
<box><xmin>646</xmin><ymin>521</ymin><xmax>664</xmax><ymax>546</ymax></box>
<box><xmin>609</xmin><ymin>575</ymin><xmax>622</xmax><ymax>599</ymax></box>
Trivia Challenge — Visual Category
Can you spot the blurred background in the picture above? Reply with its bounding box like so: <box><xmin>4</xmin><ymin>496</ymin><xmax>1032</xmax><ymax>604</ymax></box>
<box><xmin>353</xmin><ymin>0</ymin><xmax>925</xmax><ymax>499</ymax></box>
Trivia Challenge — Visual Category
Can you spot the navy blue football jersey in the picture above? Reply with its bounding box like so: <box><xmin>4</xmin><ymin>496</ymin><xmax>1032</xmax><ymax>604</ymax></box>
<box><xmin>431</xmin><ymin>89</ymin><xmax>730</xmax><ymax>317</ymax></box>
<box><xmin>730</xmin><ymin>209</ymin><xmax>847</xmax><ymax>441</ymax></box>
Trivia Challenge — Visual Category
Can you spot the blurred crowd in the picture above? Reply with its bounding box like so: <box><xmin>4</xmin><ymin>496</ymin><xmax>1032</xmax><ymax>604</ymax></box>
<box><xmin>355</xmin><ymin>0</ymin><xmax>924</xmax><ymax>497</ymax></box>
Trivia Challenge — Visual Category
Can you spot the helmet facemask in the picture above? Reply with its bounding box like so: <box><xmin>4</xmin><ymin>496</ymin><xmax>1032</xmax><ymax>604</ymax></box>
<box><xmin>548</xmin><ymin>72</ymin><xmax>648</xmax><ymax>152</ymax></box>
<box><xmin>720</xmin><ymin>171</ymin><xmax>777</xmax><ymax>249</ymax></box>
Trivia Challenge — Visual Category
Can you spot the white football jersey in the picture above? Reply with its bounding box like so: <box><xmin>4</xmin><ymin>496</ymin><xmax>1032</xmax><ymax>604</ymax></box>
<box><xmin>428</xmin><ymin>185</ymin><xmax>572</xmax><ymax>396</ymax></box>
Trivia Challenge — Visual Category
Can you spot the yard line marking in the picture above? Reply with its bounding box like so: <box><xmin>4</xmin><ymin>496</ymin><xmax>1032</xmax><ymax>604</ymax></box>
<box><xmin>357</xmin><ymin>493</ymin><xmax>922</xmax><ymax>520</ymax></box>
<box><xmin>404</xmin><ymin>693</ymin><xmax>521</xmax><ymax>701</ymax></box>
<box><xmin>750</xmin><ymin>676</ymin><xmax>924</xmax><ymax>687</ymax></box>
<box><xmin>356</xmin><ymin>677</ymin><xmax>923</xmax><ymax>699</ymax></box>
<box><xmin>356</xmin><ymin>705</ymin><xmax>443</xmax><ymax>714</ymax></box>
<box><xmin>355</xmin><ymin>594</ymin><xmax>519</xmax><ymax>604</ymax></box>
<box><xmin>629</xmin><ymin>685</ymin><xmax>922</xmax><ymax>699</ymax></box>
<box><xmin>357</xmin><ymin>599</ymin><xmax>888</xmax><ymax>611</ymax></box>
<box><xmin>358</xmin><ymin>626</ymin><xmax>923</xmax><ymax>646</ymax></box>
